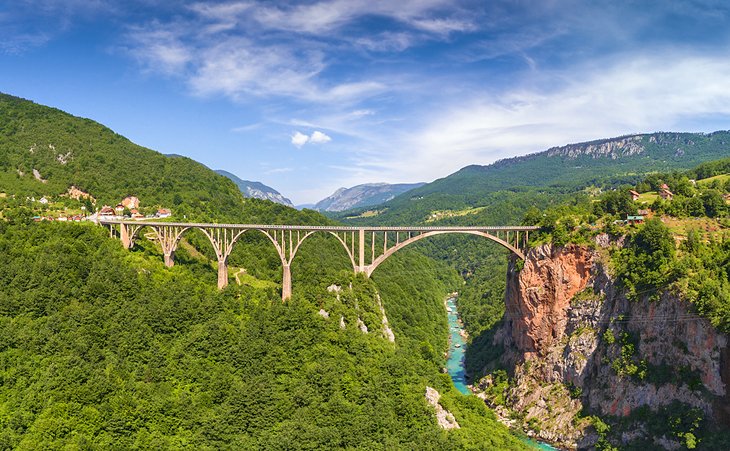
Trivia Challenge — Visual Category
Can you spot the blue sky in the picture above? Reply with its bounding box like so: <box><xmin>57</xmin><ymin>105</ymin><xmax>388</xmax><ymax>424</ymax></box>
<box><xmin>2</xmin><ymin>1</ymin><xmax>730</xmax><ymax>203</ymax></box>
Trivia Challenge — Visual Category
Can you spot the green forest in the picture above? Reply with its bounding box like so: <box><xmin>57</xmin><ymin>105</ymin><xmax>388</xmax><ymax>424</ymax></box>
<box><xmin>0</xmin><ymin>221</ymin><xmax>526</xmax><ymax>450</ymax></box>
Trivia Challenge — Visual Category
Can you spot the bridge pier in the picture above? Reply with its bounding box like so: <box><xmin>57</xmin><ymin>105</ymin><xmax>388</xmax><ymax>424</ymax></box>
<box><xmin>282</xmin><ymin>264</ymin><xmax>292</xmax><ymax>300</ymax></box>
<box><xmin>119</xmin><ymin>223</ymin><xmax>132</xmax><ymax>249</ymax></box>
<box><xmin>163</xmin><ymin>252</ymin><xmax>175</xmax><ymax>267</ymax></box>
<box><xmin>217</xmin><ymin>259</ymin><xmax>228</xmax><ymax>290</ymax></box>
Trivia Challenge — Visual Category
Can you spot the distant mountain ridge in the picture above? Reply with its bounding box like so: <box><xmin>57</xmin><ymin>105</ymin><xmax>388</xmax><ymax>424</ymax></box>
<box><xmin>339</xmin><ymin>131</ymin><xmax>730</xmax><ymax>225</ymax></box>
<box><xmin>314</xmin><ymin>182</ymin><xmax>425</xmax><ymax>212</ymax></box>
<box><xmin>215</xmin><ymin>170</ymin><xmax>294</xmax><ymax>207</ymax></box>
<box><xmin>413</xmin><ymin>131</ymin><xmax>730</xmax><ymax>197</ymax></box>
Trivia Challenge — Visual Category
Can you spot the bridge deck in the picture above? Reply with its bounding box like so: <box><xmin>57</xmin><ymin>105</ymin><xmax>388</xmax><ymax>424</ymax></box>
<box><xmin>99</xmin><ymin>219</ymin><xmax>539</xmax><ymax>232</ymax></box>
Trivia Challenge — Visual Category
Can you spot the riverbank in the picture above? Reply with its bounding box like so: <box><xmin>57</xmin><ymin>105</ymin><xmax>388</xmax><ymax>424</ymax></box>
<box><xmin>445</xmin><ymin>295</ymin><xmax>561</xmax><ymax>450</ymax></box>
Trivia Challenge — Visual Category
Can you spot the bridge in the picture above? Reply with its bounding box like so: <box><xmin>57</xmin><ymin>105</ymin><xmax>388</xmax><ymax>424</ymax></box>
<box><xmin>100</xmin><ymin>220</ymin><xmax>539</xmax><ymax>300</ymax></box>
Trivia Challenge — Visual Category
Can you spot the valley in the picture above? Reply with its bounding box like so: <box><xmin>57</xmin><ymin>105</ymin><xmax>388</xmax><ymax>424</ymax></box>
<box><xmin>1</xmin><ymin>94</ymin><xmax>730</xmax><ymax>450</ymax></box>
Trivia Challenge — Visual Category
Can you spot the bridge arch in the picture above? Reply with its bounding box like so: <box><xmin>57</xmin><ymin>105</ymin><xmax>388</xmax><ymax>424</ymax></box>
<box><xmin>103</xmin><ymin>220</ymin><xmax>536</xmax><ymax>300</ymax></box>
<box><xmin>365</xmin><ymin>230</ymin><xmax>524</xmax><ymax>277</ymax></box>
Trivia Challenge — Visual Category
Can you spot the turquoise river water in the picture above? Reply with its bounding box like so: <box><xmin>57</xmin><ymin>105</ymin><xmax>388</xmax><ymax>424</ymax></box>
<box><xmin>445</xmin><ymin>296</ymin><xmax>558</xmax><ymax>451</ymax></box>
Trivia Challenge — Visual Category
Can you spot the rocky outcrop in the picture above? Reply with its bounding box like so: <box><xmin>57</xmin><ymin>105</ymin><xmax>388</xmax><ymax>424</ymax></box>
<box><xmin>323</xmin><ymin>283</ymin><xmax>395</xmax><ymax>343</ymax></box>
<box><xmin>546</xmin><ymin>135</ymin><xmax>645</xmax><ymax>160</ymax></box>
<box><xmin>483</xmin><ymin>244</ymin><xmax>729</xmax><ymax>449</ymax></box>
<box><xmin>376</xmin><ymin>293</ymin><xmax>395</xmax><ymax>343</ymax></box>
<box><xmin>425</xmin><ymin>386</ymin><xmax>460</xmax><ymax>430</ymax></box>
<box><xmin>503</xmin><ymin>244</ymin><xmax>593</xmax><ymax>360</ymax></box>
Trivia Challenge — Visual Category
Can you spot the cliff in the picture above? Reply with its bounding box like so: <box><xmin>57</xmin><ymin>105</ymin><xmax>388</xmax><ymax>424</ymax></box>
<box><xmin>481</xmin><ymin>243</ymin><xmax>730</xmax><ymax>449</ymax></box>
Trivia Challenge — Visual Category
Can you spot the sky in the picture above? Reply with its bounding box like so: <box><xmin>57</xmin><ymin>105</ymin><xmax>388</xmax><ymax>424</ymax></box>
<box><xmin>2</xmin><ymin>1</ymin><xmax>730</xmax><ymax>204</ymax></box>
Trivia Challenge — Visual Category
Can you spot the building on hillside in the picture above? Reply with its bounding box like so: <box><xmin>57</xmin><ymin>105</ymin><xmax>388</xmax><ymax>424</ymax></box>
<box><xmin>626</xmin><ymin>215</ymin><xmax>644</xmax><ymax>225</ymax></box>
<box><xmin>156</xmin><ymin>208</ymin><xmax>171</xmax><ymax>218</ymax></box>
<box><xmin>659</xmin><ymin>188</ymin><xmax>674</xmax><ymax>200</ymax></box>
<box><xmin>122</xmin><ymin>196</ymin><xmax>139</xmax><ymax>209</ymax></box>
<box><xmin>629</xmin><ymin>190</ymin><xmax>640</xmax><ymax>201</ymax></box>
<box><xmin>39</xmin><ymin>196</ymin><xmax>49</xmax><ymax>204</ymax></box>
<box><xmin>114</xmin><ymin>204</ymin><xmax>125</xmax><ymax>214</ymax></box>
<box><xmin>637</xmin><ymin>209</ymin><xmax>651</xmax><ymax>216</ymax></box>
<box><xmin>130</xmin><ymin>209</ymin><xmax>144</xmax><ymax>219</ymax></box>
<box><xmin>99</xmin><ymin>206</ymin><xmax>115</xmax><ymax>216</ymax></box>
<box><xmin>661</xmin><ymin>183</ymin><xmax>670</xmax><ymax>190</ymax></box>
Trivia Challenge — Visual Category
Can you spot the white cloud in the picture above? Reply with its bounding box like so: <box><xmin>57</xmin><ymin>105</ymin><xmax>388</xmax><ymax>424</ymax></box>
<box><xmin>339</xmin><ymin>50</ymin><xmax>730</xmax><ymax>185</ymax></box>
<box><xmin>265</xmin><ymin>167</ymin><xmax>294</xmax><ymax>174</ymax></box>
<box><xmin>291</xmin><ymin>131</ymin><xmax>310</xmax><ymax>147</ymax></box>
<box><xmin>231</xmin><ymin>123</ymin><xmax>262</xmax><ymax>132</ymax></box>
<box><xmin>309</xmin><ymin>130</ymin><xmax>332</xmax><ymax>143</ymax></box>
<box><xmin>248</xmin><ymin>0</ymin><xmax>472</xmax><ymax>36</ymax></box>
<box><xmin>123</xmin><ymin>0</ymin><xmax>468</xmax><ymax>104</ymax></box>
<box><xmin>291</xmin><ymin>130</ymin><xmax>332</xmax><ymax>147</ymax></box>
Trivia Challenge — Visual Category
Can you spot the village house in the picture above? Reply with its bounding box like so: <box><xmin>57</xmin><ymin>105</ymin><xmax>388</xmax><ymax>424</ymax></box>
<box><xmin>99</xmin><ymin>206</ymin><xmax>115</xmax><ymax>216</ymax></box>
<box><xmin>130</xmin><ymin>209</ymin><xmax>144</xmax><ymax>219</ymax></box>
<box><xmin>38</xmin><ymin>196</ymin><xmax>49</xmax><ymax>205</ymax></box>
<box><xmin>629</xmin><ymin>190</ymin><xmax>640</xmax><ymax>201</ymax></box>
<box><xmin>114</xmin><ymin>204</ymin><xmax>125</xmax><ymax>214</ymax></box>
<box><xmin>659</xmin><ymin>187</ymin><xmax>674</xmax><ymax>200</ymax></box>
<box><xmin>156</xmin><ymin>208</ymin><xmax>171</xmax><ymax>218</ymax></box>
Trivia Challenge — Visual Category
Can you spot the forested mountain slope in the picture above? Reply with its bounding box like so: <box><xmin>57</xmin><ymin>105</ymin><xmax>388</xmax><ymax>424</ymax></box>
<box><xmin>339</xmin><ymin>132</ymin><xmax>730</xmax><ymax>224</ymax></box>
<box><xmin>314</xmin><ymin>182</ymin><xmax>425</xmax><ymax>212</ymax></box>
<box><xmin>215</xmin><ymin>170</ymin><xmax>294</xmax><ymax>207</ymax></box>
<box><xmin>0</xmin><ymin>93</ymin><xmax>245</xmax><ymax>220</ymax></box>
<box><xmin>0</xmin><ymin>94</ymin><xmax>527</xmax><ymax>449</ymax></box>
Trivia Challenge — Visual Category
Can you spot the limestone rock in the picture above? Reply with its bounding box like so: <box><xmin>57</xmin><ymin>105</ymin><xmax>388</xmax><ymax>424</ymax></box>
<box><xmin>488</xmin><ymin>244</ymin><xmax>730</xmax><ymax>449</ymax></box>
<box><xmin>425</xmin><ymin>386</ymin><xmax>460</xmax><ymax>430</ymax></box>
<box><xmin>376</xmin><ymin>293</ymin><xmax>395</xmax><ymax>342</ymax></box>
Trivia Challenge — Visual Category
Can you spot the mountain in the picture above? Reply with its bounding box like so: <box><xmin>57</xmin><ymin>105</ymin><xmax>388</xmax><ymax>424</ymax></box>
<box><xmin>314</xmin><ymin>182</ymin><xmax>425</xmax><ymax>212</ymax></box>
<box><xmin>339</xmin><ymin>131</ymin><xmax>730</xmax><ymax>225</ymax></box>
<box><xmin>215</xmin><ymin>169</ymin><xmax>294</xmax><ymax>207</ymax></box>
<box><xmin>0</xmin><ymin>93</ymin><xmax>247</xmax><ymax>221</ymax></box>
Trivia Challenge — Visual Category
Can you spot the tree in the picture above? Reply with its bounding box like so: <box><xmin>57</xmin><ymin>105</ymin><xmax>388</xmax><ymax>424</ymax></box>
<box><xmin>701</xmin><ymin>190</ymin><xmax>725</xmax><ymax>218</ymax></box>
<box><xmin>634</xmin><ymin>218</ymin><xmax>675</xmax><ymax>261</ymax></box>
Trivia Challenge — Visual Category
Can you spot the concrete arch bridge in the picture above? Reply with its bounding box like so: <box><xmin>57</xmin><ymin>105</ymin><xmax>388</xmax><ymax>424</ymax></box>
<box><xmin>101</xmin><ymin>220</ymin><xmax>539</xmax><ymax>300</ymax></box>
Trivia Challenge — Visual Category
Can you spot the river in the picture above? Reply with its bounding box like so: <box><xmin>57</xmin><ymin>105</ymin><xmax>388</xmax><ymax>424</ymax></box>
<box><xmin>445</xmin><ymin>296</ymin><xmax>559</xmax><ymax>451</ymax></box>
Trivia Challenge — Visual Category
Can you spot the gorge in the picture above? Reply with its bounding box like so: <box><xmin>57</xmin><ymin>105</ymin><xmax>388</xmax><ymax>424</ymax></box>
<box><xmin>473</xmin><ymin>241</ymin><xmax>730</xmax><ymax>449</ymax></box>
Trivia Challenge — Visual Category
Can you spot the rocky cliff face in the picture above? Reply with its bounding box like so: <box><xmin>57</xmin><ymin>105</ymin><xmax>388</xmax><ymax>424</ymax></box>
<box><xmin>482</xmin><ymin>243</ymin><xmax>729</xmax><ymax>449</ymax></box>
<box><xmin>546</xmin><ymin>135</ymin><xmax>645</xmax><ymax>160</ymax></box>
